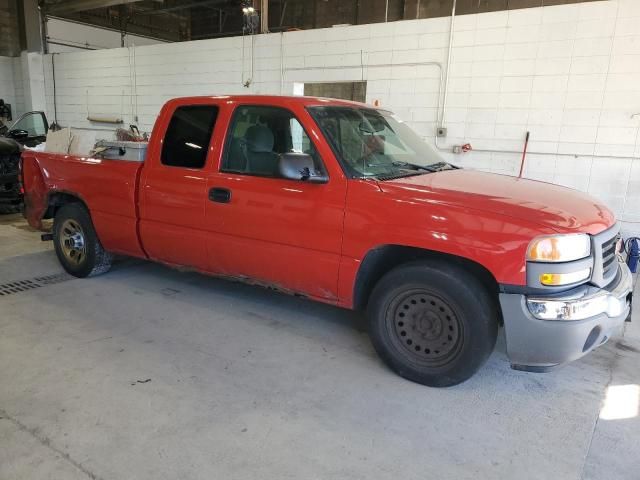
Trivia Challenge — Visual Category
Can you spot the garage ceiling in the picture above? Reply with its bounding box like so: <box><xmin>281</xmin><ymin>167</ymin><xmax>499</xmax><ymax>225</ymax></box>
<box><xmin>39</xmin><ymin>0</ymin><xmax>603</xmax><ymax>44</ymax></box>
<box><xmin>41</xmin><ymin>0</ymin><xmax>242</xmax><ymax>42</ymax></box>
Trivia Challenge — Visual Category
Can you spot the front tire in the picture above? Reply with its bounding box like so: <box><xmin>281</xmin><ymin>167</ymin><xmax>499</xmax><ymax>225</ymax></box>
<box><xmin>53</xmin><ymin>203</ymin><xmax>113</xmax><ymax>278</ymax></box>
<box><xmin>367</xmin><ymin>261</ymin><xmax>498</xmax><ymax>387</ymax></box>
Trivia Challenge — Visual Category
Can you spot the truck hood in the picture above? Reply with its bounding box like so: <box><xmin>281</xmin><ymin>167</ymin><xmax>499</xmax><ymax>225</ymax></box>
<box><xmin>378</xmin><ymin>169</ymin><xmax>615</xmax><ymax>235</ymax></box>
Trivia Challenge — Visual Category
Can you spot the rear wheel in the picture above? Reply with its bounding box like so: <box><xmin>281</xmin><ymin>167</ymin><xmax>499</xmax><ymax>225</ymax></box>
<box><xmin>367</xmin><ymin>261</ymin><xmax>498</xmax><ymax>387</ymax></box>
<box><xmin>53</xmin><ymin>203</ymin><xmax>112</xmax><ymax>278</ymax></box>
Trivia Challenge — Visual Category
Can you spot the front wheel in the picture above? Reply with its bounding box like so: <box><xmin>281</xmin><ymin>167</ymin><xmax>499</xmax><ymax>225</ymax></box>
<box><xmin>367</xmin><ymin>261</ymin><xmax>498</xmax><ymax>387</ymax></box>
<box><xmin>53</xmin><ymin>203</ymin><xmax>113</xmax><ymax>278</ymax></box>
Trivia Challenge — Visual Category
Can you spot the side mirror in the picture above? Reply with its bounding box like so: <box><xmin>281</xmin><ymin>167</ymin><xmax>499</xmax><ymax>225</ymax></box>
<box><xmin>8</xmin><ymin>129</ymin><xmax>29</xmax><ymax>140</ymax></box>
<box><xmin>278</xmin><ymin>152</ymin><xmax>328</xmax><ymax>184</ymax></box>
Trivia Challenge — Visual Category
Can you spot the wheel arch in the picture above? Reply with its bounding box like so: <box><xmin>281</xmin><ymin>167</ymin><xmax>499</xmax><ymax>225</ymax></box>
<box><xmin>353</xmin><ymin>245</ymin><xmax>501</xmax><ymax>315</ymax></box>
<box><xmin>44</xmin><ymin>191</ymin><xmax>90</xmax><ymax>219</ymax></box>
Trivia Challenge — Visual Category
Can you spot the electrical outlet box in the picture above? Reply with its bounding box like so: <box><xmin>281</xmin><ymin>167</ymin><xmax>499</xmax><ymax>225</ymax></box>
<box><xmin>452</xmin><ymin>145</ymin><xmax>462</xmax><ymax>154</ymax></box>
<box><xmin>437</xmin><ymin>127</ymin><xmax>447</xmax><ymax>138</ymax></box>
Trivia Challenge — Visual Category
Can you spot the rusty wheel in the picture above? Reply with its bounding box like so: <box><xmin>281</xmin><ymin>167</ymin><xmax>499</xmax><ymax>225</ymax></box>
<box><xmin>389</xmin><ymin>290</ymin><xmax>463</xmax><ymax>367</ymax></box>
<box><xmin>367</xmin><ymin>261</ymin><xmax>498</xmax><ymax>387</ymax></box>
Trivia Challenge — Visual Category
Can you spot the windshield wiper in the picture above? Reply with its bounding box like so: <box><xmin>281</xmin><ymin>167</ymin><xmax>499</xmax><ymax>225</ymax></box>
<box><xmin>373</xmin><ymin>161</ymin><xmax>457</xmax><ymax>181</ymax></box>
<box><xmin>423</xmin><ymin>161</ymin><xmax>456</xmax><ymax>171</ymax></box>
<box><xmin>391</xmin><ymin>161</ymin><xmax>437</xmax><ymax>172</ymax></box>
<box><xmin>392</xmin><ymin>161</ymin><xmax>456</xmax><ymax>172</ymax></box>
<box><xmin>376</xmin><ymin>171</ymin><xmax>426</xmax><ymax>181</ymax></box>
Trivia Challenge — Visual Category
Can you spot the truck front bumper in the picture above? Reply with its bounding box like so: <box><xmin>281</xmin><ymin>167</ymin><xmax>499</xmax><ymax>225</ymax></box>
<box><xmin>499</xmin><ymin>259</ymin><xmax>633</xmax><ymax>372</ymax></box>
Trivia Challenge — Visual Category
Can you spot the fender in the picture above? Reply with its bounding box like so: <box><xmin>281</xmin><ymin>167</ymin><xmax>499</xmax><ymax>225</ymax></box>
<box><xmin>351</xmin><ymin>244</ymin><xmax>500</xmax><ymax>311</ymax></box>
<box><xmin>22</xmin><ymin>154</ymin><xmax>49</xmax><ymax>229</ymax></box>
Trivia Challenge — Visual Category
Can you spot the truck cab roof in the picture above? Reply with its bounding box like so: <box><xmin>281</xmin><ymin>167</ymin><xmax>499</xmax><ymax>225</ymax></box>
<box><xmin>162</xmin><ymin>94</ymin><xmax>374</xmax><ymax>109</ymax></box>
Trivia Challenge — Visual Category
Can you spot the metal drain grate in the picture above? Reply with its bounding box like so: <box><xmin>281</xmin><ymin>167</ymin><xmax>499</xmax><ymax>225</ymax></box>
<box><xmin>0</xmin><ymin>280</ymin><xmax>40</xmax><ymax>296</ymax></box>
<box><xmin>0</xmin><ymin>273</ymin><xmax>72</xmax><ymax>296</ymax></box>
<box><xmin>34</xmin><ymin>273</ymin><xmax>72</xmax><ymax>285</ymax></box>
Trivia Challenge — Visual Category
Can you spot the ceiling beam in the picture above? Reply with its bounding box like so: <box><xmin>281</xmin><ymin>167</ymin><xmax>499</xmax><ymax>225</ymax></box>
<box><xmin>46</xmin><ymin>0</ymin><xmax>144</xmax><ymax>15</ymax></box>
<box><xmin>138</xmin><ymin>0</ymin><xmax>233</xmax><ymax>15</ymax></box>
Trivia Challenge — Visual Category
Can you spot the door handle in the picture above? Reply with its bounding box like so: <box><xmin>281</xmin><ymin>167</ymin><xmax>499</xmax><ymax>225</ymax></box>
<box><xmin>209</xmin><ymin>187</ymin><xmax>231</xmax><ymax>203</ymax></box>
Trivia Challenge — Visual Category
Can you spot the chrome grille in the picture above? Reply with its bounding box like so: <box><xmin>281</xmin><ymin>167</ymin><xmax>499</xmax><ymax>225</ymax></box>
<box><xmin>592</xmin><ymin>224</ymin><xmax>621</xmax><ymax>288</ymax></box>
<box><xmin>601</xmin><ymin>236</ymin><xmax>618</xmax><ymax>278</ymax></box>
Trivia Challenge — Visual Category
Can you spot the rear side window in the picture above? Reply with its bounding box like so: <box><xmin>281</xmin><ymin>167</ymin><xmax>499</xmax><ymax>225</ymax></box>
<box><xmin>161</xmin><ymin>105</ymin><xmax>218</xmax><ymax>169</ymax></box>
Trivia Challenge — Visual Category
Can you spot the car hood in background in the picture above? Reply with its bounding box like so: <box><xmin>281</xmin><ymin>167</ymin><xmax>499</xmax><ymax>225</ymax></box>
<box><xmin>0</xmin><ymin>137</ymin><xmax>21</xmax><ymax>155</ymax></box>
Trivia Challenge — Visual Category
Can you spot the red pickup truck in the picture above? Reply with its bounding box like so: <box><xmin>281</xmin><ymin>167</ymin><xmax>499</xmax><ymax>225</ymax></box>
<box><xmin>21</xmin><ymin>95</ymin><xmax>632</xmax><ymax>387</ymax></box>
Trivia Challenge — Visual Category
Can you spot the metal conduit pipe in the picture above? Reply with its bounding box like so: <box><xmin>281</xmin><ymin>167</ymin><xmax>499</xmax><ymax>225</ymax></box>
<box><xmin>279</xmin><ymin>32</ymin><xmax>284</xmax><ymax>94</ymax></box>
<box><xmin>468</xmin><ymin>148</ymin><xmax>639</xmax><ymax>160</ymax></box>
<box><xmin>435</xmin><ymin>0</ymin><xmax>459</xmax><ymax>153</ymax></box>
<box><xmin>51</xmin><ymin>54</ymin><xmax>58</xmax><ymax>124</ymax></box>
<box><xmin>439</xmin><ymin>0</ymin><xmax>456</xmax><ymax>128</ymax></box>
<box><xmin>438</xmin><ymin>134</ymin><xmax>639</xmax><ymax>161</ymax></box>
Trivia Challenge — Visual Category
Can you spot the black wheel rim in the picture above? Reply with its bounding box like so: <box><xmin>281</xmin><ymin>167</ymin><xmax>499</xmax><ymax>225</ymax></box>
<box><xmin>389</xmin><ymin>290</ymin><xmax>463</xmax><ymax>367</ymax></box>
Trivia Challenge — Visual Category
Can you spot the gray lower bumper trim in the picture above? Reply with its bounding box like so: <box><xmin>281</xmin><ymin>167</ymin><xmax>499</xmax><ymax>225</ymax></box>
<box><xmin>510</xmin><ymin>364</ymin><xmax>559</xmax><ymax>373</ymax></box>
<box><xmin>500</xmin><ymin>261</ymin><xmax>632</xmax><ymax>369</ymax></box>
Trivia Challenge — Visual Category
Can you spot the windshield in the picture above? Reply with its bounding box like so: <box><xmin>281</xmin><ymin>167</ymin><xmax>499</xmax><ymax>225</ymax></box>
<box><xmin>308</xmin><ymin>106</ymin><xmax>451</xmax><ymax>179</ymax></box>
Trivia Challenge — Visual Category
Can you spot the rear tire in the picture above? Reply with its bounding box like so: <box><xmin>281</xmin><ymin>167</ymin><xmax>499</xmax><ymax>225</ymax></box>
<box><xmin>367</xmin><ymin>261</ymin><xmax>498</xmax><ymax>387</ymax></box>
<box><xmin>53</xmin><ymin>203</ymin><xmax>113</xmax><ymax>278</ymax></box>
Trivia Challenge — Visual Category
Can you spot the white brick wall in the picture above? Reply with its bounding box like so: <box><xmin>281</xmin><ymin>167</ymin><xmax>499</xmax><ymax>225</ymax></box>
<box><xmin>16</xmin><ymin>0</ymin><xmax>640</xmax><ymax>236</ymax></box>
<box><xmin>0</xmin><ymin>55</ymin><xmax>30</xmax><ymax>121</ymax></box>
<box><xmin>21</xmin><ymin>52</ymin><xmax>47</xmax><ymax>113</ymax></box>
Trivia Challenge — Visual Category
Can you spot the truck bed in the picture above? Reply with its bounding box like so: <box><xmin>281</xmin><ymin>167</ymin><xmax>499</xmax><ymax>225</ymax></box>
<box><xmin>22</xmin><ymin>151</ymin><xmax>146</xmax><ymax>258</ymax></box>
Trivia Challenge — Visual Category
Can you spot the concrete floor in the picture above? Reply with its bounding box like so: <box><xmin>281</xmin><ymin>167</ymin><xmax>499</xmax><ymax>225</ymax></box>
<box><xmin>1</xmin><ymin>213</ymin><xmax>639</xmax><ymax>480</ymax></box>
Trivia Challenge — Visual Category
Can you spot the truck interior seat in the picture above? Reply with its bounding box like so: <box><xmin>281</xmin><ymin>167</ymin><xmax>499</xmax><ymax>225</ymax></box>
<box><xmin>226</xmin><ymin>138</ymin><xmax>248</xmax><ymax>171</ymax></box>
<box><xmin>244</xmin><ymin>125</ymin><xmax>279</xmax><ymax>176</ymax></box>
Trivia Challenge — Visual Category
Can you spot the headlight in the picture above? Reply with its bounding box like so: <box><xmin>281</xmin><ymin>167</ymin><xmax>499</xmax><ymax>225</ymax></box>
<box><xmin>527</xmin><ymin>234</ymin><xmax>591</xmax><ymax>263</ymax></box>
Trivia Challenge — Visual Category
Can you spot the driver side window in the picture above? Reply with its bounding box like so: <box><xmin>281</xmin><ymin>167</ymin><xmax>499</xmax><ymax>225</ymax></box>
<box><xmin>221</xmin><ymin>105</ymin><xmax>325</xmax><ymax>178</ymax></box>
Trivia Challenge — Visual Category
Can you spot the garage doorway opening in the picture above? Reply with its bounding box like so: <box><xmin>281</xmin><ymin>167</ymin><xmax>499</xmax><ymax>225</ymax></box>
<box><xmin>303</xmin><ymin>82</ymin><xmax>367</xmax><ymax>103</ymax></box>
